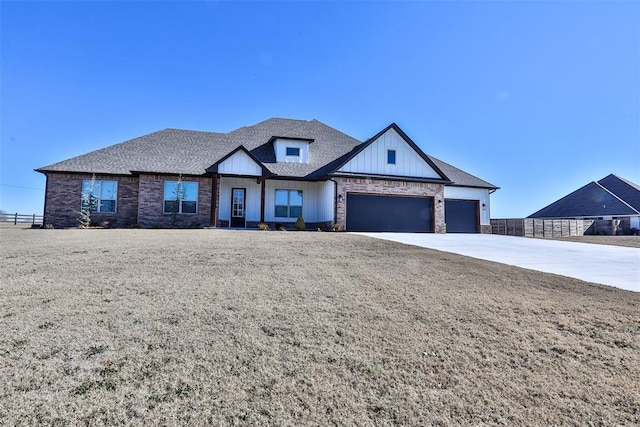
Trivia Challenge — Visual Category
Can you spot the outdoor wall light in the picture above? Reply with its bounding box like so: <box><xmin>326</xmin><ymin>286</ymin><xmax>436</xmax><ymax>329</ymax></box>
<box><xmin>438</xmin><ymin>199</ymin><xmax>443</xmax><ymax>204</ymax></box>
<box><xmin>338</xmin><ymin>194</ymin><xmax>344</xmax><ymax>203</ymax></box>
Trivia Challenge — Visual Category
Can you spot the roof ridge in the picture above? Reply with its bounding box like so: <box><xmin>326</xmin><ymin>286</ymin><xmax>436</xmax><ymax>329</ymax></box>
<box><xmin>593</xmin><ymin>180</ymin><xmax>640</xmax><ymax>215</ymax></box>
<box><xmin>161</xmin><ymin>127</ymin><xmax>226</xmax><ymax>135</ymax></box>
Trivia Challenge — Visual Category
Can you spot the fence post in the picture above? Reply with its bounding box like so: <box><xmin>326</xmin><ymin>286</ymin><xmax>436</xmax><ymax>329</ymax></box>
<box><xmin>14</xmin><ymin>213</ymin><xmax>18</xmax><ymax>225</ymax></box>
<box><xmin>32</xmin><ymin>214</ymin><xmax>36</xmax><ymax>225</ymax></box>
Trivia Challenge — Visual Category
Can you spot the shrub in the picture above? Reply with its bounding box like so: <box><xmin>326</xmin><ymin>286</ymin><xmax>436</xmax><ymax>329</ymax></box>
<box><xmin>257</xmin><ymin>222</ymin><xmax>269</xmax><ymax>231</ymax></box>
<box><xmin>332</xmin><ymin>223</ymin><xmax>342</xmax><ymax>232</ymax></box>
<box><xmin>294</xmin><ymin>216</ymin><xmax>306</xmax><ymax>231</ymax></box>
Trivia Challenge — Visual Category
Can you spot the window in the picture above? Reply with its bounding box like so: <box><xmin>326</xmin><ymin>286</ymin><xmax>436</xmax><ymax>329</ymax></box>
<box><xmin>285</xmin><ymin>146</ymin><xmax>301</xmax><ymax>163</ymax></box>
<box><xmin>286</xmin><ymin>147</ymin><xmax>300</xmax><ymax>157</ymax></box>
<box><xmin>164</xmin><ymin>181</ymin><xmax>198</xmax><ymax>214</ymax></box>
<box><xmin>275</xmin><ymin>189</ymin><xmax>303</xmax><ymax>218</ymax></box>
<box><xmin>387</xmin><ymin>149</ymin><xmax>396</xmax><ymax>165</ymax></box>
<box><xmin>81</xmin><ymin>180</ymin><xmax>117</xmax><ymax>213</ymax></box>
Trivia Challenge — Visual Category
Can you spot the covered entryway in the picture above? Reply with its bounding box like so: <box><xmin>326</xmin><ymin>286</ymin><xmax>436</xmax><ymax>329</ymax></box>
<box><xmin>445</xmin><ymin>199</ymin><xmax>479</xmax><ymax>233</ymax></box>
<box><xmin>346</xmin><ymin>193</ymin><xmax>433</xmax><ymax>232</ymax></box>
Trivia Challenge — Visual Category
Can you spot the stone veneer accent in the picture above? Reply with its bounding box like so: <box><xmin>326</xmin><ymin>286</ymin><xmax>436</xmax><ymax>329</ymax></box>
<box><xmin>334</xmin><ymin>177</ymin><xmax>446</xmax><ymax>233</ymax></box>
<box><xmin>137</xmin><ymin>174</ymin><xmax>212</xmax><ymax>228</ymax></box>
<box><xmin>43</xmin><ymin>173</ymin><xmax>139</xmax><ymax>228</ymax></box>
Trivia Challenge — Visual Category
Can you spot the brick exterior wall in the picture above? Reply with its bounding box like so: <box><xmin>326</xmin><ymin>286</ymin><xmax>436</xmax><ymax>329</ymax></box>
<box><xmin>334</xmin><ymin>177</ymin><xmax>446</xmax><ymax>233</ymax></box>
<box><xmin>137</xmin><ymin>174</ymin><xmax>212</xmax><ymax>228</ymax></box>
<box><xmin>43</xmin><ymin>173</ymin><xmax>139</xmax><ymax>228</ymax></box>
<box><xmin>43</xmin><ymin>172</ymin><xmax>213</xmax><ymax>228</ymax></box>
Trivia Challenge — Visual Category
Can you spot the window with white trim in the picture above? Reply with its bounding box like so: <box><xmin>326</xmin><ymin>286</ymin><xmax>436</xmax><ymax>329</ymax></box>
<box><xmin>81</xmin><ymin>180</ymin><xmax>117</xmax><ymax>213</ymax></box>
<box><xmin>285</xmin><ymin>146</ymin><xmax>301</xmax><ymax>163</ymax></box>
<box><xmin>164</xmin><ymin>181</ymin><xmax>198</xmax><ymax>214</ymax></box>
<box><xmin>275</xmin><ymin>189</ymin><xmax>303</xmax><ymax>218</ymax></box>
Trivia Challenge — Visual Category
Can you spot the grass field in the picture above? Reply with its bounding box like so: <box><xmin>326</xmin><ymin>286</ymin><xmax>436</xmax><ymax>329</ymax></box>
<box><xmin>553</xmin><ymin>235</ymin><xmax>640</xmax><ymax>248</ymax></box>
<box><xmin>1</xmin><ymin>228</ymin><xmax>638</xmax><ymax>425</ymax></box>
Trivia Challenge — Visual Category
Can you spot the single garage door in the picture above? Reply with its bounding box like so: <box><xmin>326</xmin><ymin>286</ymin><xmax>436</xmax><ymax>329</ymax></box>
<box><xmin>346</xmin><ymin>193</ymin><xmax>433</xmax><ymax>232</ymax></box>
<box><xmin>445</xmin><ymin>199</ymin><xmax>479</xmax><ymax>233</ymax></box>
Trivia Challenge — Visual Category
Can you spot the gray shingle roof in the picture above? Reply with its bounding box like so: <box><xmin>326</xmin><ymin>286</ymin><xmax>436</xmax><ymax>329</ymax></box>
<box><xmin>427</xmin><ymin>155</ymin><xmax>498</xmax><ymax>189</ymax></box>
<box><xmin>598</xmin><ymin>174</ymin><xmax>640</xmax><ymax>211</ymax></box>
<box><xmin>528</xmin><ymin>175</ymin><xmax>640</xmax><ymax>218</ymax></box>
<box><xmin>36</xmin><ymin>118</ymin><xmax>497</xmax><ymax>189</ymax></box>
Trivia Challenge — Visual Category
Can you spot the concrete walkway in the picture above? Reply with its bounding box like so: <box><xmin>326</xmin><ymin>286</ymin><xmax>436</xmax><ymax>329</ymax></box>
<box><xmin>354</xmin><ymin>233</ymin><xmax>640</xmax><ymax>292</ymax></box>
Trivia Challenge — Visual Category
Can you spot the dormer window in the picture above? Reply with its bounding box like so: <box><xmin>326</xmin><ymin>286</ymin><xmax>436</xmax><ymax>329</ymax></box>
<box><xmin>286</xmin><ymin>147</ymin><xmax>301</xmax><ymax>163</ymax></box>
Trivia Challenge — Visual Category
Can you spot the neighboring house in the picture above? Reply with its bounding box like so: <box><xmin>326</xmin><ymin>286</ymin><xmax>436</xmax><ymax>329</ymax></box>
<box><xmin>528</xmin><ymin>174</ymin><xmax>640</xmax><ymax>231</ymax></box>
<box><xmin>36</xmin><ymin>118</ymin><xmax>498</xmax><ymax>232</ymax></box>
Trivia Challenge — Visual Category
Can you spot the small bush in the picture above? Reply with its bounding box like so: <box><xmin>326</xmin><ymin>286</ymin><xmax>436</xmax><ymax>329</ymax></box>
<box><xmin>332</xmin><ymin>223</ymin><xmax>342</xmax><ymax>232</ymax></box>
<box><xmin>257</xmin><ymin>222</ymin><xmax>269</xmax><ymax>231</ymax></box>
<box><xmin>294</xmin><ymin>216</ymin><xmax>306</xmax><ymax>231</ymax></box>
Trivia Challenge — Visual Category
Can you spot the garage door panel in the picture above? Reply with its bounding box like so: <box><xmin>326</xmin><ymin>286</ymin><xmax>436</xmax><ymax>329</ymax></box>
<box><xmin>346</xmin><ymin>194</ymin><xmax>433</xmax><ymax>232</ymax></box>
<box><xmin>445</xmin><ymin>199</ymin><xmax>479</xmax><ymax>233</ymax></box>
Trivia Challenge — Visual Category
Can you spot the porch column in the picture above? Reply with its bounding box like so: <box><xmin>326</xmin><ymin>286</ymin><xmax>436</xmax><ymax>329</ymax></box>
<box><xmin>210</xmin><ymin>173</ymin><xmax>219</xmax><ymax>227</ymax></box>
<box><xmin>260</xmin><ymin>177</ymin><xmax>266</xmax><ymax>223</ymax></box>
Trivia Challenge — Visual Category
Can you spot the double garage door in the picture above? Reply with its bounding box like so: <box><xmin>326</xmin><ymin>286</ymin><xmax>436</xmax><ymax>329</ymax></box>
<box><xmin>346</xmin><ymin>193</ymin><xmax>479</xmax><ymax>233</ymax></box>
<box><xmin>346</xmin><ymin>194</ymin><xmax>433</xmax><ymax>232</ymax></box>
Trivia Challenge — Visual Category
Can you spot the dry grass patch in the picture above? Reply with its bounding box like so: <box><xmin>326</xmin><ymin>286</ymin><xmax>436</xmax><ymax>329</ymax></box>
<box><xmin>551</xmin><ymin>235</ymin><xmax>640</xmax><ymax>248</ymax></box>
<box><xmin>1</xmin><ymin>228</ymin><xmax>638</xmax><ymax>425</ymax></box>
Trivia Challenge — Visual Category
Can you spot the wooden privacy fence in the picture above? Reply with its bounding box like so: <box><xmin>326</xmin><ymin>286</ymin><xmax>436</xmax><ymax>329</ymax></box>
<box><xmin>0</xmin><ymin>213</ymin><xmax>44</xmax><ymax>226</ymax></box>
<box><xmin>491</xmin><ymin>218</ymin><xmax>592</xmax><ymax>238</ymax></box>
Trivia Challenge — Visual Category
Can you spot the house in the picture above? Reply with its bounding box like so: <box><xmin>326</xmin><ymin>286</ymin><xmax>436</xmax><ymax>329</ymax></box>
<box><xmin>528</xmin><ymin>174</ymin><xmax>640</xmax><ymax>233</ymax></box>
<box><xmin>36</xmin><ymin>118</ymin><xmax>498</xmax><ymax>232</ymax></box>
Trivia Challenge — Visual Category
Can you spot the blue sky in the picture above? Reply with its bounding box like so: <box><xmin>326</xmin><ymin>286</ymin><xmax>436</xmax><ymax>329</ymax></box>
<box><xmin>1</xmin><ymin>0</ymin><xmax>638</xmax><ymax>218</ymax></box>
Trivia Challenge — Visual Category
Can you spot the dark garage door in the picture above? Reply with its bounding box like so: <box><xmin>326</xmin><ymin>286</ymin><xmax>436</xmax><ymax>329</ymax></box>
<box><xmin>445</xmin><ymin>199</ymin><xmax>479</xmax><ymax>233</ymax></box>
<box><xmin>346</xmin><ymin>193</ymin><xmax>433</xmax><ymax>232</ymax></box>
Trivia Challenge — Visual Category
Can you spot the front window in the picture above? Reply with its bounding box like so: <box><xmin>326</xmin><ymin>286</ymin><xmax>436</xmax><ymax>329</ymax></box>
<box><xmin>275</xmin><ymin>189</ymin><xmax>303</xmax><ymax>218</ymax></box>
<box><xmin>81</xmin><ymin>180</ymin><xmax>117</xmax><ymax>213</ymax></box>
<box><xmin>164</xmin><ymin>181</ymin><xmax>198</xmax><ymax>214</ymax></box>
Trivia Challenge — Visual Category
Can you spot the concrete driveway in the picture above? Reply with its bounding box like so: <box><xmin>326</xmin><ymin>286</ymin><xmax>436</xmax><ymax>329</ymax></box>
<box><xmin>354</xmin><ymin>233</ymin><xmax>640</xmax><ymax>292</ymax></box>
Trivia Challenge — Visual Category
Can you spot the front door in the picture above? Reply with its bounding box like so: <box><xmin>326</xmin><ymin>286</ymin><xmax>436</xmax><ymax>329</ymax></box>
<box><xmin>230</xmin><ymin>188</ymin><xmax>246</xmax><ymax>228</ymax></box>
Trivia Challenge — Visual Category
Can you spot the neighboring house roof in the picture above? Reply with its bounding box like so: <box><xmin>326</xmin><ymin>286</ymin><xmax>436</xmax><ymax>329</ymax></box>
<box><xmin>528</xmin><ymin>174</ymin><xmax>640</xmax><ymax>218</ymax></box>
<box><xmin>598</xmin><ymin>174</ymin><xmax>640</xmax><ymax>212</ymax></box>
<box><xmin>36</xmin><ymin>118</ymin><xmax>497</xmax><ymax>188</ymax></box>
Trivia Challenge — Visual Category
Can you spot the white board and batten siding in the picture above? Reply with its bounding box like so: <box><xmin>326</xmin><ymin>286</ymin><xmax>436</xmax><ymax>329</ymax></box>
<box><xmin>338</xmin><ymin>127</ymin><xmax>440</xmax><ymax>178</ymax></box>
<box><xmin>217</xmin><ymin>150</ymin><xmax>263</xmax><ymax>176</ymax></box>
<box><xmin>273</xmin><ymin>139</ymin><xmax>310</xmax><ymax>164</ymax></box>
<box><xmin>218</xmin><ymin>178</ymin><xmax>334</xmax><ymax>224</ymax></box>
<box><xmin>444</xmin><ymin>186</ymin><xmax>491</xmax><ymax>225</ymax></box>
<box><xmin>264</xmin><ymin>180</ymin><xmax>334</xmax><ymax>223</ymax></box>
<box><xmin>218</xmin><ymin>177</ymin><xmax>262</xmax><ymax>222</ymax></box>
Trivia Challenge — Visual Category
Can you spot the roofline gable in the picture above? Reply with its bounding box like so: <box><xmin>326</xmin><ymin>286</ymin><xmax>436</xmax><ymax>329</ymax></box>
<box><xmin>326</xmin><ymin>123</ymin><xmax>450</xmax><ymax>181</ymax></box>
<box><xmin>206</xmin><ymin>145</ymin><xmax>271</xmax><ymax>176</ymax></box>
